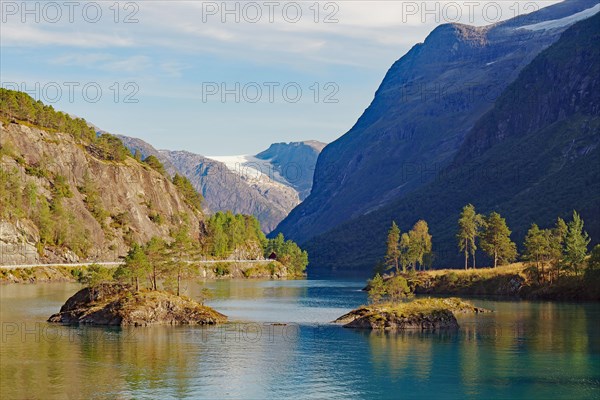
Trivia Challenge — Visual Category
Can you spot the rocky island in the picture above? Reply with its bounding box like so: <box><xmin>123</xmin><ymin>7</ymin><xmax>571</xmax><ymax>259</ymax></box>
<box><xmin>48</xmin><ymin>283</ymin><xmax>227</xmax><ymax>326</ymax></box>
<box><xmin>335</xmin><ymin>298</ymin><xmax>490</xmax><ymax>331</ymax></box>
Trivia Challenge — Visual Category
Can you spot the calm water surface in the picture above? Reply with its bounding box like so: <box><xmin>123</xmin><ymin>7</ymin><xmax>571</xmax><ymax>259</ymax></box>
<box><xmin>1</xmin><ymin>279</ymin><xmax>599</xmax><ymax>399</ymax></box>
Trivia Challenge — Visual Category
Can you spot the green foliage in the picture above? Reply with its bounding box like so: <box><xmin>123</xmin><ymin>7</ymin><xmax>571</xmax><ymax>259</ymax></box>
<box><xmin>91</xmin><ymin>134</ymin><xmax>130</xmax><ymax>162</ymax></box>
<box><xmin>79</xmin><ymin>172</ymin><xmax>109</xmax><ymax>227</ymax></box>
<box><xmin>162</xmin><ymin>224</ymin><xmax>201</xmax><ymax>295</ymax></box>
<box><xmin>588</xmin><ymin>245</ymin><xmax>600</xmax><ymax>270</ymax></box>
<box><xmin>524</xmin><ymin>212</ymin><xmax>591</xmax><ymax>282</ymax></box>
<box><xmin>116</xmin><ymin>243</ymin><xmax>150</xmax><ymax>291</ymax></box>
<box><xmin>144</xmin><ymin>155</ymin><xmax>166</xmax><ymax>175</ymax></box>
<box><xmin>79</xmin><ymin>264</ymin><xmax>114</xmax><ymax>287</ymax></box>
<box><xmin>564</xmin><ymin>211</ymin><xmax>590</xmax><ymax>275</ymax></box>
<box><xmin>480</xmin><ymin>212</ymin><xmax>517</xmax><ymax>268</ymax></box>
<box><xmin>264</xmin><ymin>233</ymin><xmax>308</xmax><ymax>275</ymax></box>
<box><xmin>205</xmin><ymin>211</ymin><xmax>266</xmax><ymax>259</ymax></box>
<box><xmin>445</xmin><ymin>271</ymin><xmax>459</xmax><ymax>284</ymax></box>
<box><xmin>409</xmin><ymin>220</ymin><xmax>432</xmax><ymax>271</ymax></box>
<box><xmin>387</xmin><ymin>276</ymin><xmax>412</xmax><ymax>302</ymax></box>
<box><xmin>214</xmin><ymin>263</ymin><xmax>231</xmax><ymax>277</ymax></box>
<box><xmin>383</xmin><ymin>219</ymin><xmax>432</xmax><ymax>274</ymax></box>
<box><xmin>51</xmin><ymin>174</ymin><xmax>73</xmax><ymax>199</ymax></box>
<box><xmin>457</xmin><ymin>204</ymin><xmax>485</xmax><ymax>269</ymax></box>
<box><xmin>172</xmin><ymin>173</ymin><xmax>203</xmax><ymax>211</ymax></box>
<box><xmin>0</xmin><ymin>165</ymin><xmax>91</xmax><ymax>257</ymax></box>
<box><xmin>368</xmin><ymin>274</ymin><xmax>413</xmax><ymax>304</ymax></box>
<box><xmin>0</xmin><ymin>89</ymin><xmax>134</xmax><ymax>163</ymax></box>
<box><xmin>368</xmin><ymin>273</ymin><xmax>386</xmax><ymax>304</ymax></box>
<box><xmin>0</xmin><ymin>88</ymin><xmax>96</xmax><ymax>141</ymax></box>
<box><xmin>385</xmin><ymin>222</ymin><xmax>401</xmax><ymax>273</ymax></box>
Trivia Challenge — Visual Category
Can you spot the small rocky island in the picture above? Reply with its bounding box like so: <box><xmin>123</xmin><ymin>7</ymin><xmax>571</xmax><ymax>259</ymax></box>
<box><xmin>48</xmin><ymin>283</ymin><xmax>227</xmax><ymax>326</ymax></box>
<box><xmin>335</xmin><ymin>298</ymin><xmax>490</xmax><ymax>331</ymax></box>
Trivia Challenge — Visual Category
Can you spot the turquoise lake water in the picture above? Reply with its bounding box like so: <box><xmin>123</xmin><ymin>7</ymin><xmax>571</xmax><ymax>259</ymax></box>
<box><xmin>1</xmin><ymin>279</ymin><xmax>599</xmax><ymax>399</ymax></box>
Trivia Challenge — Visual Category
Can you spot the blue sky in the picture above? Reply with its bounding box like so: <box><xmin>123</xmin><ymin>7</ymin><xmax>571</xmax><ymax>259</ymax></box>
<box><xmin>1</xmin><ymin>1</ymin><xmax>558</xmax><ymax>155</ymax></box>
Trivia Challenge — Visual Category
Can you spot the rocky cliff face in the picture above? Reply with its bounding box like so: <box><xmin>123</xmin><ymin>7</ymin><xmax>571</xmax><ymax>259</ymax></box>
<box><xmin>118</xmin><ymin>137</ymin><xmax>324</xmax><ymax>233</ymax></box>
<box><xmin>302</xmin><ymin>10</ymin><xmax>600</xmax><ymax>273</ymax></box>
<box><xmin>0</xmin><ymin>122</ymin><xmax>201</xmax><ymax>264</ymax></box>
<box><xmin>274</xmin><ymin>0</ymin><xmax>600</xmax><ymax>245</ymax></box>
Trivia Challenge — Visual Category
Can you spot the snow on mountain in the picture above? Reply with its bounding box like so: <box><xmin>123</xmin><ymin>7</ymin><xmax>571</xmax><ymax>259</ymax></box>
<box><xmin>519</xmin><ymin>3</ymin><xmax>600</xmax><ymax>31</ymax></box>
<box><xmin>205</xmin><ymin>154</ymin><xmax>293</xmax><ymax>189</ymax></box>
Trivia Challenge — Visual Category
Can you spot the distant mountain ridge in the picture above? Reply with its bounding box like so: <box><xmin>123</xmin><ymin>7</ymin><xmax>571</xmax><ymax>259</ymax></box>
<box><xmin>116</xmin><ymin>136</ymin><xmax>324</xmax><ymax>232</ymax></box>
<box><xmin>274</xmin><ymin>0</ymin><xmax>599</xmax><ymax>246</ymax></box>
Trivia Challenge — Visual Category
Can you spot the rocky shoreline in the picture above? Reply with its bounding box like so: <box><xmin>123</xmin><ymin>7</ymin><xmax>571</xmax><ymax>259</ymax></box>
<box><xmin>335</xmin><ymin>298</ymin><xmax>490</xmax><ymax>331</ymax></box>
<box><xmin>1</xmin><ymin>260</ymin><xmax>303</xmax><ymax>284</ymax></box>
<box><xmin>48</xmin><ymin>284</ymin><xmax>227</xmax><ymax>326</ymax></box>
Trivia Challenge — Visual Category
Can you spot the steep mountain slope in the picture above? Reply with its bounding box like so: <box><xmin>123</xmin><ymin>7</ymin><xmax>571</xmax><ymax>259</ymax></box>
<box><xmin>274</xmin><ymin>0</ymin><xmax>599</xmax><ymax>245</ymax></box>
<box><xmin>116</xmin><ymin>135</ymin><xmax>178</xmax><ymax>176</ymax></box>
<box><xmin>117</xmin><ymin>138</ymin><xmax>324</xmax><ymax>233</ymax></box>
<box><xmin>255</xmin><ymin>141</ymin><xmax>326</xmax><ymax>200</ymax></box>
<box><xmin>161</xmin><ymin>150</ymin><xmax>298</xmax><ymax>233</ymax></box>
<box><xmin>304</xmin><ymin>11</ymin><xmax>600</xmax><ymax>274</ymax></box>
<box><xmin>0</xmin><ymin>118</ymin><xmax>202</xmax><ymax>265</ymax></box>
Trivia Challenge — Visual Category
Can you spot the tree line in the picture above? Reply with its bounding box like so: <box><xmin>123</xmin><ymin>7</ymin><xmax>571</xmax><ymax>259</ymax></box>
<box><xmin>384</xmin><ymin>204</ymin><xmax>595</xmax><ymax>281</ymax></box>
<box><xmin>0</xmin><ymin>88</ymin><xmax>132</xmax><ymax>162</ymax></box>
<box><xmin>384</xmin><ymin>220</ymin><xmax>432</xmax><ymax>273</ymax></box>
<box><xmin>82</xmin><ymin>214</ymin><xmax>308</xmax><ymax>296</ymax></box>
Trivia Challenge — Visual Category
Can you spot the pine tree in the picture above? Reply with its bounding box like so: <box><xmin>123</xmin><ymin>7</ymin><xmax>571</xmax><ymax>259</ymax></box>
<box><xmin>564</xmin><ymin>211</ymin><xmax>590</xmax><ymax>275</ymax></box>
<box><xmin>119</xmin><ymin>243</ymin><xmax>150</xmax><ymax>292</ymax></box>
<box><xmin>368</xmin><ymin>273</ymin><xmax>386</xmax><ymax>304</ymax></box>
<box><xmin>385</xmin><ymin>222</ymin><xmax>401</xmax><ymax>274</ymax></box>
<box><xmin>588</xmin><ymin>245</ymin><xmax>600</xmax><ymax>271</ymax></box>
<box><xmin>408</xmin><ymin>220</ymin><xmax>432</xmax><ymax>271</ymax></box>
<box><xmin>457</xmin><ymin>204</ymin><xmax>483</xmax><ymax>269</ymax></box>
<box><xmin>548</xmin><ymin>218</ymin><xmax>568</xmax><ymax>281</ymax></box>
<box><xmin>524</xmin><ymin>224</ymin><xmax>552</xmax><ymax>282</ymax></box>
<box><xmin>480</xmin><ymin>212</ymin><xmax>517</xmax><ymax>268</ymax></box>
<box><xmin>144</xmin><ymin>236</ymin><xmax>166</xmax><ymax>290</ymax></box>
<box><xmin>399</xmin><ymin>233</ymin><xmax>412</xmax><ymax>272</ymax></box>
<box><xmin>165</xmin><ymin>224</ymin><xmax>200</xmax><ymax>296</ymax></box>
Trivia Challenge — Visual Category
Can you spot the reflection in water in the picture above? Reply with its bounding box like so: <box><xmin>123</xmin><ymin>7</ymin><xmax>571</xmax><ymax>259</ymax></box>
<box><xmin>1</xmin><ymin>281</ymin><xmax>599</xmax><ymax>399</ymax></box>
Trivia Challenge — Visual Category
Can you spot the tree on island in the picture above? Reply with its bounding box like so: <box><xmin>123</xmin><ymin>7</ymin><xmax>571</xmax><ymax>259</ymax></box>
<box><xmin>79</xmin><ymin>264</ymin><xmax>114</xmax><ymax>300</ymax></box>
<box><xmin>457</xmin><ymin>204</ymin><xmax>484</xmax><ymax>269</ymax></box>
<box><xmin>387</xmin><ymin>276</ymin><xmax>412</xmax><ymax>302</ymax></box>
<box><xmin>385</xmin><ymin>222</ymin><xmax>401</xmax><ymax>273</ymax></box>
<box><xmin>409</xmin><ymin>220</ymin><xmax>432</xmax><ymax>271</ymax></box>
<box><xmin>144</xmin><ymin>236</ymin><xmax>166</xmax><ymax>290</ymax></box>
<box><xmin>564</xmin><ymin>211</ymin><xmax>590</xmax><ymax>276</ymax></box>
<box><xmin>367</xmin><ymin>274</ymin><xmax>411</xmax><ymax>304</ymax></box>
<box><xmin>524</xmin><ymin>224</ymin><xmax>549</xmax><ymax>282</ymax></box>
<box><xmin>523</xmin><ymin>213</ymin><xmax>589</xmax><ymax>282</ymax></box>
<box><xmin>117</xmin><ymin>243</ymin><xmax>150</xmax><ymax>292</ymax></box>
<box><xmin>385</xmin><ymin>220</ymin><xmax>432</xmax><ymax>273</ymax></box>
<box><xmin>480</xmin><ymin>212</ymin><xmax>517</xmax><ymax>268</ymax></box>
<box><xmin>399</xmin><ymin>232</ymin><xmax>413</xmax><ymax>272</ymax></box>
<box><xmin>164</xmin><ymin>224</ymin><xmax>200</xmax><ymax>296</ymax></box>
<box><xmin>588</xmin><ymin>245</ymin><xmax>600</xmax><ymax>271</ymax></box>
<box><xmin>368</xmin><ymin>273</ymin><xmax>386</xmax><ymax>304</ymax></box>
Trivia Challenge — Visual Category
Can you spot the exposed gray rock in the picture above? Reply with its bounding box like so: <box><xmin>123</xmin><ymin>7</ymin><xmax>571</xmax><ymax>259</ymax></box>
<box><xmin>48</xmin><ymin>284</ymin><xmax>227</xmax><ymax>326</ymax></box>
<box><xmin>0</xmin><ymin>220</ymin><xmax>40</xmax><ymax>265</ymax></box>
<box><xmin>117</xmin><ymin>136</ymin><xmax>324</xmax><ymax>233</ymax></box>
